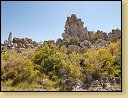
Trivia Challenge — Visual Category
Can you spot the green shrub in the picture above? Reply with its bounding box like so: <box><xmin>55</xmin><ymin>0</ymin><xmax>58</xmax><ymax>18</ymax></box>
<box><xmin>83</xmin><ymin>48</ymin><xmax>120</xmax><ymax>79</ymax></box>
<box><xmin>1</xmin><ymin>39</ymin><xmax>121</xmax><ymax>91</ymax></box>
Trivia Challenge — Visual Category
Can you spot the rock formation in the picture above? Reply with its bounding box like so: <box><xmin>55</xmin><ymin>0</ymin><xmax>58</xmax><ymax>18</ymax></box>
<box><xmin>1</xmin><ymin>14</ymin><xmax>121</xmax><ymax>54</ymax></box>
<box><xmin>13</xmin><ymin>37</ymin><xmax>38</xmax><ymax>48</ymax></box>
<box><xmin>58</xmin><ymin>14</ymin><xmax>121</xmax><ymax>53</ymax></box>
<box><xmin>1</xmin><ymin>33</ymin><xmax>38</xmax><ymax>53</ymax></box>
<box><xmin>8</xmin><ymin>32</ymin><xmax>13</xmax><ymax>46</ymax></box>
<box><xmin>80</xmin><ymin>40</ymin><xmax>92</xmax><ymax>48</ymax></box>
<box><xmin>67</xmin><ymin>45</ymin><xmax>77</xmax><ymax>53</ymax></box>
<box><xmin>44</xmin><ymin>40</ymin><xmax>55</xmax><ymax>45</ymax></box>
<box><xmin>108</xmin><ymin>29</ymin><xmax>121</xmax><ymax>42</ymax></box>
<box><xmin>63</xmin><ymin>14</ymin><xmax>90</xmax><ymax>42</ymax></box>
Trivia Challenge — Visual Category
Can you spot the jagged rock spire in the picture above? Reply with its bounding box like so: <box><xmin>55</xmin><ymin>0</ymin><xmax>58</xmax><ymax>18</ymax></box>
<box><xmin>8</xmin><ymin>32</ymin><xmax>13</xmax><ymax>46</ymax></box>
<box><xmin>63</xmin><ymin>14</ymin><xmax>90</xmax><ymax>41</ymax></box>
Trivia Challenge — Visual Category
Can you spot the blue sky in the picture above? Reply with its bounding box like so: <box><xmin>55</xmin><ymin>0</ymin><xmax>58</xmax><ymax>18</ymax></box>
<box><xmin>1</xmin><ymin>1</ymin><xmax>121</xmax><ymax>43</ymax></box>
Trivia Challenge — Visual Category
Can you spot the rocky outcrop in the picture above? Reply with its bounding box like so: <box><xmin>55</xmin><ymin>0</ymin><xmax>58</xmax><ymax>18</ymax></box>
<box><xmin>80</xmin><ymin>40</ymin><xmax>92</xmax><ymax>48</ymax></box>
<box><xmin>1</xmin><ymin>33</ymin><xmax>38</xmax><ymax>53</ymax></box>
<box><xmin>58</xmin><ymin>14</ymin><xmax>121</xmax><ymax>53</ymax></box>
<box><xmin>62</xmin><ymin>14</ymin><xmax>121</xmax><ymax>43</ymax></box>
<box><xmin>108</xmin><ymin>29</ymin><xmax>121</xmax><ymax>42</ymax></box>
<box><xmin>8</xmin><ymin>32</ymin><xmax>13</xmax><ymax>46</ymax></box>
<box><xmin>94</xmin><ymin>30</ymin><xmax>108</xmax><ymax>41</ymax></box>
<box><xmin>63</xmin><ymin>14</ymin><xmax>90</xmax><ymax>42</ymax></box>
<box><xmin>13</xmin><ymin>37</ymin><xmax>38</xmax><ymax>48</ymax></box>
<box><xmin>44</xmin><ymin>40</ymin><xmax>55</xmax><ymax>45</ymax></box>
<box><xmin>2</xmin><ymin>14</ymin><xmax>121</xmax><ymax>54</ymax></box>
<box><xmin>94</xmin><ymin>39</ymin><xmax>110</xmax><ymax>49</ymax></box>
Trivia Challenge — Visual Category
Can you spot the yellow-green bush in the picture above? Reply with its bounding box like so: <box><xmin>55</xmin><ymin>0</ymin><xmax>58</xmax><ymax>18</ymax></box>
<box><xmin>1</xmin><ymin>49</ymin><xmax>38</xmax><ymax>90</ymax></box>
<box><xmin>83</xmin><ymin>47</ymin><xmax>121</xmax><ymax>79</ymax></box>
<box><xmin>1</xmin><ymin>39</ymin><xmax>121</xmax><ymax>91</ymax></box>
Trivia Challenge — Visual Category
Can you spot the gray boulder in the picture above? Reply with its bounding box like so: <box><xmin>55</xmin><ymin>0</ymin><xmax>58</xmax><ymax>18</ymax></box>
<box><xmin>67</xmin><ymin>45</ymin><xmax>76</xmax><ymax>53</ymax></box>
